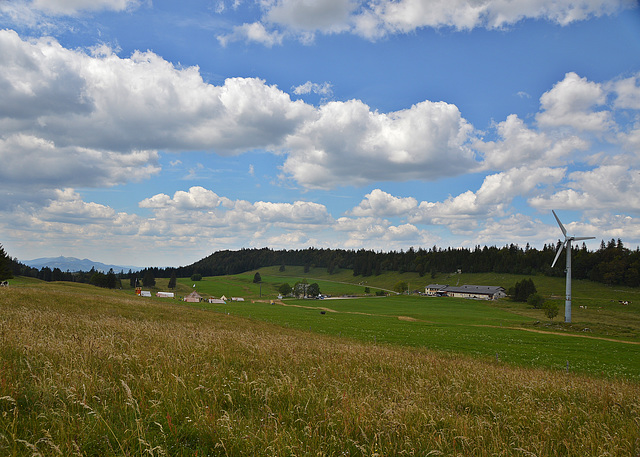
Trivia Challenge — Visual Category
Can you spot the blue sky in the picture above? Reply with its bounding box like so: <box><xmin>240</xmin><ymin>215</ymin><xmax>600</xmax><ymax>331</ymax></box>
<box><xmin>1</xmin><ymin>0</ymin><xmax>639</xmax><ymax>267</ymax></box>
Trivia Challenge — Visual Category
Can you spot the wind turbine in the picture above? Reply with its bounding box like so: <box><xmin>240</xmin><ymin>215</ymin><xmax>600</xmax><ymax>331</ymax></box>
<box><xmin>551</xmin><ymin>210</ymin><xmax>595</xmax><ymax>323</ymax></box>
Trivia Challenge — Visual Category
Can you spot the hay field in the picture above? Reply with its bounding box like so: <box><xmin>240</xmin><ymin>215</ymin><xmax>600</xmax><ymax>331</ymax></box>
<box><xmin>1</xmin><ymin>282</ymin><xmax>639</xmax><ymax>456</ymax></box>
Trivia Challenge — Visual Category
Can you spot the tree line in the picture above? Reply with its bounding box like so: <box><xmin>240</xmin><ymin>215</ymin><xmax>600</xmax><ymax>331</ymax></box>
<box><xmin>4</xmin><ymin>238</ymin><xmax>640</xmax><ymax>289</ymax></box>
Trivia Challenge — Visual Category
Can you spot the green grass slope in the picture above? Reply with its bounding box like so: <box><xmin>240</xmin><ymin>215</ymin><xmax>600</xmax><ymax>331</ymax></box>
<box><xmin>1</xmin><ymin>281</ymin><xmax>639</xmax><ymax>456</ymax></box>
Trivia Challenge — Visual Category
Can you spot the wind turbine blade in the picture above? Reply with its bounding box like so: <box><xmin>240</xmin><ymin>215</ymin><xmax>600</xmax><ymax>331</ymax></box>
<box><xmin>551</xmin><ymin>242</ymin><xmax>565</xmax><ymax>268</ymax></box>
<box><xmin>552</xmin><ymin>210</ymin><xmax>567</xmax><ymax>236</ymax></box>
<box><xmin>573</xmin><ymin>236</ymin><xmax>595</xmax><ymax>241</ymax></box>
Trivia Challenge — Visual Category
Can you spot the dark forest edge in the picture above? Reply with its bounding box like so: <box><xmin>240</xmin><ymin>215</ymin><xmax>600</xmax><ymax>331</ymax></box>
<box><xmin>2</xmin><ymin>239</ymin><xmax>639</xmax><ymax>289</ymax></box>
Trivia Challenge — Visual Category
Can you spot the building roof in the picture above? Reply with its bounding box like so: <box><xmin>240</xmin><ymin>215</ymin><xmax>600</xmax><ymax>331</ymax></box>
<box><xmin>426</xmin><ymin>284</ymin><xmax>448</xmax><ymax>290</ymax></box>
<box><xmin>443</xmin><ymin>285</ymin><xmax>504</xmax><ymax>295</ymax></box>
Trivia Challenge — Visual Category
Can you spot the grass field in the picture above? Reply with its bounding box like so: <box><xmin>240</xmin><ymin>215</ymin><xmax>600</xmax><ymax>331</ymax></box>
<box><xmin>1</xmin><ymin>280</ymin><xmax>639</xmax><ymax>456</ymax></box>
<box><xmin>137</xmin><ymin>267</ymin><xmax>640</xmax><ymax>378</ymax></box>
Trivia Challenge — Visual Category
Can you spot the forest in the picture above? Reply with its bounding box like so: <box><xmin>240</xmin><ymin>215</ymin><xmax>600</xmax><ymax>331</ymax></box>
<box><xmin>6</xmin><ymin>238</ymin><xmax>639</xmax><ymax>289</ymax></box>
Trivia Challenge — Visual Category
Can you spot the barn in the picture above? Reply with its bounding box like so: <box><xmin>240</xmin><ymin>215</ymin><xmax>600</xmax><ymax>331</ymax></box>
<box><xmin>442</xmin><ymin>285</ymin><xmax>506</xmax><ymax>300</ymax></box>
<box><xmin>184</xmin><ymin>291</ymin><xmax>202</xmax><ymax>303</ymax></box>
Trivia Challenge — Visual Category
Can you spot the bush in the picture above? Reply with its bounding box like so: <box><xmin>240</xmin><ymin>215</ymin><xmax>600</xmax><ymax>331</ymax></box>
<box><xmin>527</xmin><ymin>293</ymin><xmax>545</xmax><ymax>309</ymax></box>
<box><xmin>190</xmin><ymin>273</ymin><xmax>202</xmax><ymax>281</ymax></box>
<box><xmin>544</xmin><ymin>302</ymin><xmax>559</xmax><ymax>320</ymax></box>
<box><xmin>278</xmin><ymin>283</ymin><xmax>292</xmax><ymax>296</ymax></box>
<box><xmin>393</xmin><ymin>281</ymin><xmax>408</xmax><ymax>293</ymax></box>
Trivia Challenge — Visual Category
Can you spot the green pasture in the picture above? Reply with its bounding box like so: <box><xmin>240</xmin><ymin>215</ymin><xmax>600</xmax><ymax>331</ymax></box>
<box><xmin>9</xmin><ymin>269</ymin><xmax>640</xmax><ymax>378</ymax></box>
<box><xmin>120</xmin><ymin>267</ymin><xmax>640</xmax><ymax>378</ymax></box>
<box><xmin>187</xmin><ymin>293</ymin><xmax>640</xmax><ymax>379</ymax></box>
<box><xmin>2</xmin><ymin>281</ymin><xmax>638</xmax><ymax>456</ymax></box>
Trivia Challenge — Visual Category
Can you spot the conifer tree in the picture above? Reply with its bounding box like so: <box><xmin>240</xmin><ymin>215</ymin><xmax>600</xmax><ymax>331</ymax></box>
<box><xmin>0</xmin><ymin>244</ymin><xmax>13</xmax><ymax>281</ymax></box>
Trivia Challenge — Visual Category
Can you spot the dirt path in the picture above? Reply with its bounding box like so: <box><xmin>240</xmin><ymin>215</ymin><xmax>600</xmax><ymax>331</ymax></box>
<box><xmin>476</xmin><ymin>324</ymin><xmax>640</xmax><ymax>345</ymax></box>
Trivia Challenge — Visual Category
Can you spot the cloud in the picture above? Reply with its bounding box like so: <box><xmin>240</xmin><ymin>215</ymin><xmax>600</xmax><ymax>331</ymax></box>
<box><xmin>140</xmin><ymin>186</ymin><xmax>331</xmax><ymax>227</ymax></box>
<box><xmin>281</xmin><ymin>99</ymin><xmax>478</xmax><ymax>189</ymax></box>
<box><xmin>140</xmin><ymin>187</ymin><xmax>230</xmax><ymax>210</ymax></box>
<box><xmin>214</xmin><ymin>0</ymin><xmax>636</xmax><ymax>44</ymax></box>
<box><xmin>536</xmin><ymin>72</ymin><xmax>612</xmax><ymax>132</ymax></box>
<box><xmin>471</xmin><ymin>213</ymin><xmax>549</xmax><ymax>247</ymax></box>
<box><xmin>349</xmin><ymin>189</ymin><xmax>417</xmax><ymax>217</ymax></box>
<box><xmin>2</xmin><ymin>30</ymin><xmax>483</xmax><ymax>195</ymax></box>
<box><xmin>40</xmin><ymin>188</ymin><xmax>116</xmax><ymax>223</ymax></box>
<box><xmin>7</xmin><ymin>30</ymin><xmax>635</xmax><ymax>203</ymax></box>
<box><xmin>354</xmin><ymin>0</ymin><xmax>634</xmax><ymax>36</ymax></box>
<box><xmin>408</xmin><ymin>167</ymin><xmax>565</xmax><ymax>227</ymax></box>
<box><xmin>30</xmin><ymin>0</ymin><xmax>141</xmax><ymax>15</ymax></box>
<box><xmin>0</xmin><ymin>133</ymin><xmax>160</xmax><ymax>194</ymax></box>
<box><xmin>264</xmin><ymin>0</ymin><xmax>355</xmax><ymax>33</ymax></box>
<box><xmin>529</xmin><ymin>165</ymin><xmax>640</xmax><ymax>212</ymax></box>
<box><xmin>476</xmin><ymin>114</ymin><xmax>588</xmax><ymax>170</ymax></box>
<box><xmin>0</xmin><ymin>0</ymin><xmax>142</xmax><ymax>28</ymax></box>
<box><xmin>292</xmin><ymin>81</ymin><xmax>333</xmax><ymax>97</ymax></box>
<box><xmin>217</xmin><ymin>22</ymin><xmax>284</xmax><ymax>47</ymax></box>
<box><xmin>609</xmin><ymin>73</ymin><xmax>640</xmax><ymax>110</ymax></box>
<box><xmin>0</xmin><ymin>30</ymin><xmax>312</xmax><ymax>156</ymax></box>
<box><xmin>11</xmin><ymin>0</ymin><xmax>141</xmax><ymax>17</ymax></box>
<box><xmin>335</xmin><ymin>216</ymin><xmax>436</xmax><ymax>248</ymax></box>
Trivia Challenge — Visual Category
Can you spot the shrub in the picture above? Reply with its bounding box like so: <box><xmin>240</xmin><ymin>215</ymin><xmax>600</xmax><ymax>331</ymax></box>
<box><xmin>527</xmin><ymin>293</ymin><xmax>545</xmax><ymax>309</ymax></box>
<box><xmin>544</xmin><ymin>302</ymin><xmax>560</xmax><ymax>320</ymax></box>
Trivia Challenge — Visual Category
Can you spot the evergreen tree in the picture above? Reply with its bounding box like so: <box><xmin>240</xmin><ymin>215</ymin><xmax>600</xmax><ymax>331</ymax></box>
<box><xmin>106</xmin><ymin>269</ymin><xmax>117</xmax><ymax>289</ymax></box>
<box><xmin>143</xmin><ymin>270</ymin><xmax>156</xmax><ymax>287</ymax></box>
<box><xmin>513</xmin><ymin>278</ymin><xmax>537</xmax><ymax>302</ymax></box>
<box><xmin>0</xmin><ymin>244</ymin><xmax>14</xmax><ymax>281</ymax></box>
<box><xmin>168</xmin><ymin>271</ymin><xmax>177</xmax><ymax>289</ymax></box>
<box><xmin>253</xmin><ymin>272</ymin><xmax>262</xmax><ymax>283</ymax></box>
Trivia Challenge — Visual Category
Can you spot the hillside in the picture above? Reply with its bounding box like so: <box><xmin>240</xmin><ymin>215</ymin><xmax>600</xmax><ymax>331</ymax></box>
<box><xmin>0</xmin><ymin>281</ymin><xmax>638</xmax><ymax>456</ymax></box>
<box><xmin>154</xmin><ymin>242</ymin><xmax>640</xmax><ymax>289</ymax></box>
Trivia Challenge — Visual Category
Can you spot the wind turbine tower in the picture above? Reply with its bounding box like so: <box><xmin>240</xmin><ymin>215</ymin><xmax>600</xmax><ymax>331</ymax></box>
<box><xmin>551</xmin><ymin>210</ymin><xmax>595</xmax><ymax>323</ymax></box>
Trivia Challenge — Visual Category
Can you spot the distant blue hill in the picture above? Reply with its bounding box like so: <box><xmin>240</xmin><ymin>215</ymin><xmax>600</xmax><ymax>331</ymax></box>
<box><xmin>22</xmin><ymin>256</ymin><xmax>141</xmax><ymax>273</ymax></box>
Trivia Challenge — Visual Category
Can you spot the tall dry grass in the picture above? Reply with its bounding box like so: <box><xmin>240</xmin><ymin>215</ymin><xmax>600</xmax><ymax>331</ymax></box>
<box><xmin>0</xmin><ymin>285</ymin><xmax>639</xmax><ymax>456</ymax></box>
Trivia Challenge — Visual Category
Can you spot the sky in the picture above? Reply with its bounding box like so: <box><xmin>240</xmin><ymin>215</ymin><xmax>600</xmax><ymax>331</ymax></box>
<box><xmin>1</xmin><ymin>0</ymin><xmax>640</xmax><ymax>268</ymax></box>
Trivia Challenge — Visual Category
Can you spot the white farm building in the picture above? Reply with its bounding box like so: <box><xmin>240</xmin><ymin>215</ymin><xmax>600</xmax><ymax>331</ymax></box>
<box><xmin>425</xmin><ymin>284</ymin><xmax>506</xmax><ymax>300</ymax></box>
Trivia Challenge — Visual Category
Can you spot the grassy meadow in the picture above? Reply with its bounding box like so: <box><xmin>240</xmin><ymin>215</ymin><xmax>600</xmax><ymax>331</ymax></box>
<box><xmin>1</xmin><ymin>275</ymin><xmax>639</xmax><ymax>455</ymax></box>
<box><xmin>157</xmin><ymin>266</ymin><xmax>640</xmax><ymax>378</ymax></box>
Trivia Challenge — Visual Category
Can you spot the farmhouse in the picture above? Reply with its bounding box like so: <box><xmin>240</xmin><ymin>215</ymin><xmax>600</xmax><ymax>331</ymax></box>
<box><xmin>425</xmin><ymin>284</ymin><xmax>448</xmax><ymax>296</ymax></box>
<box><xmin>435</xmin><ymin>285</ymin><xmax>506</xmax><ymax>300</ymax></box>
<box><xmin>184</xmin><ymin>291</ymin><xmax>202</xmax><ymax>303</ymax></box>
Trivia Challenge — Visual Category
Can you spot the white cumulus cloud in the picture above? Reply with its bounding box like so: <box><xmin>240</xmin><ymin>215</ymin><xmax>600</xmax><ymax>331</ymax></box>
<box><xmin>215</xmin><ymin>0</ymin><xmax>636</xmax><ymax>44</ymax></box>
<box><xmin>281</xmin><ymin>99</ymin><xmax>477</xmax><ymax>189</ymax></box>
<box><xmin>536</xmin><ymin>72</ymin><xmax>612</xmax><ymax>132</ymax></box>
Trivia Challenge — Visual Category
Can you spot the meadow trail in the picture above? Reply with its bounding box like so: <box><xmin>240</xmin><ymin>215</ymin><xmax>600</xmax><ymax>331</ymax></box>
<box><xmin>487</xmin><ymin>325</ymin><xmax>640</xmax><ymax>345</ymax></box>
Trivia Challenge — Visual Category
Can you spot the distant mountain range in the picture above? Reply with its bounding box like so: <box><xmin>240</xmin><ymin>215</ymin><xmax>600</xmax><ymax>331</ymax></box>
<box><xmin>21</xmin><ymin>256</ymin><xmax>141</xmax><ymax>273</ymax></box>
